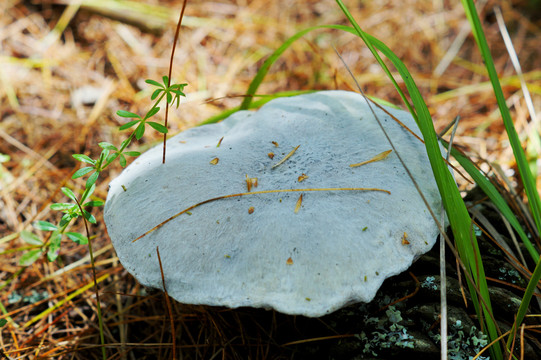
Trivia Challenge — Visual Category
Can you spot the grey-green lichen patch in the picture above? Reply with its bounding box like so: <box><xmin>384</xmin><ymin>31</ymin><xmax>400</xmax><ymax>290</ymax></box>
<box><xmin>8</xmin><ymin>289</ymin><xmax>49</xmax><ymax>305</ymax></box>
<box><xmin>430</xmin><ymin>320</ymin><xmax>489</xmax><ymax>360</ymax></box>
<box><xmin>359</xmin><ymin>306</ymin><xmax>415</xmax><ymax>357</ymax></box>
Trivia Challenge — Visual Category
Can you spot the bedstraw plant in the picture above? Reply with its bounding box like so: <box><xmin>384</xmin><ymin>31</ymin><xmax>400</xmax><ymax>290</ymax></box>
<box><xmin>16</xmin><ymin>76</ymin><xmax>187</xmax><ymax>359</ymax></box>
<box><xmin>18</xmin><ymin>76</ymin><xmax>186</xmax><ymax>267</ymax></box>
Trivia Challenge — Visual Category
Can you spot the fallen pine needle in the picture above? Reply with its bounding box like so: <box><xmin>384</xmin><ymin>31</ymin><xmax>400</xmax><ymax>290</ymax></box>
<box><xmin>132</xmin><ymin>186</ymin><xmax>391</xmax><ymax>242</ymax></box>
<box><xmin>272</xmin><ymin>145</ymin><xmax>300</xmax><ymax>169</ymax></box>
<box><xmin>350</xmin><ymin>149</ymin><xmax>392</xmax><ymax>167</ymax></box>
<box><xmin>294</xmin><ymin>194</ymin><xmax>303</xmax><ymax>213</ymax></box>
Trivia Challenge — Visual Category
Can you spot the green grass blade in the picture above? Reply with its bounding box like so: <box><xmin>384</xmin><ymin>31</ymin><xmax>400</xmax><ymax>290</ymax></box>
<box><xmin>201</xmin><ymin>91</ymin><xmax>316</xmax><ymax>126</ymax></box>
<box><xmin>459</xmin><ymin>0</ymin><xmax>541</xmax><ymax>349</ymax></box>
<box><xmin>508</xmin><ymin>256</ymin><xmax>541</xmax><ymax>350</ymax></box>
<box><xmin>450</xmin><ymin>146</ymin><xmax>539</xmax><ymax>261</ymax></box>
<box><xmin>239</xmin><ymin>24</ymin><xmax>415</xmax><ymax>116</ymax></box>
<box><xmin>240</xmin><ymin>27</ymin><xmax>321</xmax><ymax>110</ymax></box>
<box><xmin>460</xmin><ymin>0</ymin><xmax>541</xmax><ymax>238</ymax></box>
<box><xmin>335</xmin><ymin>0</ymin><xmax>501</xmax><ymax>357</ymax></box>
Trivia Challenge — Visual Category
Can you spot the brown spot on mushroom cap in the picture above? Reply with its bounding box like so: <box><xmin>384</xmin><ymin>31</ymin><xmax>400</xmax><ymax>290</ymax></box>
<box><xmin>294</xmin><ymin>194</ymin><xmax>303</xmax><ymax>213</ymax></box>
<box><xmin>402</xmin><ymin>232</ymin><xmax>410</xmax><ymax>245</ymax></box>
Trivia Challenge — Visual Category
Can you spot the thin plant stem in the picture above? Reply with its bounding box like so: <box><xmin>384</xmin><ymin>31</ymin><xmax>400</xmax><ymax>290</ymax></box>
<box><xmin>75</xmin><ymin>198</ymin><xmax>106</xmax><ymax>360</ymax></box>
<box><xmin>163</xmin><ymin>0</ymin><xmax>188</xmax><ymax>164</ymax></box>
<box><xmin>440</xmin><ymin>115</ymin><xmax>460</xmax><ymax>359</ymax></box>
<box><xmin>157</xmin><ymin>247</ymin><xmax>176</xmax><ymax>359</ymax></box>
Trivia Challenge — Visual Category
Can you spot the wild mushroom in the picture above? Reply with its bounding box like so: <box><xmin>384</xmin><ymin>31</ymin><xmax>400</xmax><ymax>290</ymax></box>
<box><xmin>104</xmin><ymin>90</ymin><xmax>444</xmax><ymax>317</ymax></box>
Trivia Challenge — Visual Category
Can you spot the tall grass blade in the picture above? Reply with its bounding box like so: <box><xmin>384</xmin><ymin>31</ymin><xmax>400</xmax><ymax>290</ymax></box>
<box><xmin>201</xmin><ymin>91</ymin><xmax>315</xmax><ymax>125</ymax></box>
<box><xmin>450</xmin><ymin>146</ymin><xmax>539</xmax><ymax>261</ymax></box>
<box><xmin>239</xmin><ymin>24</ymin><xmax>415</xmax><ymax>116</ymax></box>
<box><xmin>460</xmin><ymin>0</ymin><xmax>541</xmax><ymax>236</ymax></box>
<box><xmin>459</xmin><ymin>0</ymin><xmax>541</xmax><ymax>349</ymax></box>
<box><xmin>335</xmin><ymin>0</ymin><xmax>502</xmax><ymax>357</ymax></box>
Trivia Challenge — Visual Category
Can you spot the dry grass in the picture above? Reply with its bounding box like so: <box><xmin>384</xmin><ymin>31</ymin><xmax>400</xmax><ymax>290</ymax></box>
<box><xmin>1</xmin><ymin>0</ymin><xmax>540</xmax><ymax>358</ymax></box>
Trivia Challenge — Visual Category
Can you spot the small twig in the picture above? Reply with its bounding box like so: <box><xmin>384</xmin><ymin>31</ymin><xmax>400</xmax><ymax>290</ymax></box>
<box><xmin>156</xmin><ymin>246</ymin><xmax>176</xmax><ymax>360</ymax></box>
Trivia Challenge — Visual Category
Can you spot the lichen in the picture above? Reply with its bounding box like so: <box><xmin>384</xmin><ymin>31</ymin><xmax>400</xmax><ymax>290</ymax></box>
<box><xmin>431</xmin><ymin>320</ymin><xmax>489</xmax><ymax>360</ymax></box>
<box><xmin>498</xmin><ymin>266</ymin><xmax>521</xmax><ymax>284</ymax></box>
<box><xmin>8</xmin><ymin>290</ymin><xmax>49</xmax><ymax>304</ymax></box>
<box><xmin>358</xmin><ymin>306</ymin><xmax>415</xmax><ymax>356</ymax></box>
<box><xmin>421</xmin><ymin>276</ymin><xmax>438</xmax><ymax>291</ymax></box>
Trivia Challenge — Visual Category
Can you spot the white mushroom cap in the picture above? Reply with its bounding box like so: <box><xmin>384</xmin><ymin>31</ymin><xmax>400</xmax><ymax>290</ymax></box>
<box><xmin>104</xmin><ymin>90</ymin><xmax>443</xmax><ymax>317</ymax></box>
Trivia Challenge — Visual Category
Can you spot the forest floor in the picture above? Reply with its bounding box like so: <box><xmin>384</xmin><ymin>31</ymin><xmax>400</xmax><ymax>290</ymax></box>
<box><xmin>1</xmin><ymin>0</ymin><xmax>540</xmax><ymax>359</ymax></box>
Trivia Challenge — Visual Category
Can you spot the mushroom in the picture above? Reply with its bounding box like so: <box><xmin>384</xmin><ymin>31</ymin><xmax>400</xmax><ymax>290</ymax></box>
<box><xmin>104</xmin><ymin>90</ymin><xmax>444</xmax><ymax>317</ymax></box>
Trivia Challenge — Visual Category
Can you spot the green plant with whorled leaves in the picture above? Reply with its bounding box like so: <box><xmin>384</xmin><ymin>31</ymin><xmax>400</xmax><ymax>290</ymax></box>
<box><xmin>19</xmin><ymin>77</ymin><xmax>186</xmax><ymax>265</ymax></box>
<box><xmin>10</xmin><ymin>76</ymin><xmax>186</xmax><ymax>360</ymax></box>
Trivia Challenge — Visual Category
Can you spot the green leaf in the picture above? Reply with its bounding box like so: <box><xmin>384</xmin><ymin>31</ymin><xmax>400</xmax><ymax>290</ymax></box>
<box><xmin>116</xmin><ymin>110</ymin><xmax>141</xmax><ymax>119</ymax></box>
<box><xmin>148</xmin><ymin>121</ymin><xmax>168</xmax><ymax>134</ymax></box>
<box><xmin>59</xmin><ymin>213</ymin><xmax>75</xmax><ymax>227</ymax></box>
<box><xmin>80</xmin><ymin>183</ymin><xmax>96</xmax><ymax>203</ymax></box>
<box><xmin>61</xmin><ymin>187</ymin><xmax>77</xmax><ymax>202</ymax></box>
<box><xmin>84</xmin><ymin>200</ymin><xmax>104</xmax><ymax>207</ymax></box>
<box><xmin>82</xmin><ymin>210</ymin><xmax>97</xmax><ymax>224</ymax></box>
<box><xmin>0</xmin><ymin>319</ymin><xmax>7</xmax><ymax>327</ymax></box>
<box><xmin>151</xmin><ymin>88</ymin><xmax>163</xmax><ymax>100</ymax></box>
<box><xmin>124</xmin><ymin>151</ymin><xmax>140</xmax><ymax>157</ymax></box>
<box><xmin>166</xmin><ymin>91</ymin><xmax>172</xmax><ymax>104</ymax></box>
<box><xmin>145</xmin><ymin>107</ymin><xmax>160</xmax><ymax>119</ymax></box>
<box><xmin>85</xmin><ymin>172</ymin><xmax>99</xmax><ymax>190</ymax></box>
<box><xmin>33</xmin><ymin>221</ymin><xmax>58</xmax><ymax>232</ymax></box>
<box><xmin>98</xmin><ymin>148</ymin><xmax>110</xmax><ymax>166</ymax></box>
<box><xmin>20</xmin><ymin>249</ymin><xmax>42</xmax><ymax>266</ymax></box>
<box><xmin>173</xmin><ymin>83</ymin><xmax>188</xmax><ymax>91</ymax></box>
<box><xmin>50</xmin><ymin>202</ymin><xmax>74</xmax><ymax>211</ymax></box>
<box><xmin>72</xmin><ymin>154</ymin><xmax>96</xmax><ymax>165</ymax></box>
<box><xmin>162</xmin><ymin>75</ymin><xmax>169</xmax><ymax>86</ymax></box>
<box><xmin>98</xmin><ymin>142</ymin><xmax>117</xmax><ymax>151</ymax></box>
<box><xmin>105</xmin><ymin>152</ymin><xmax>119</xmax><ymax>167</ymax></box>
<box><xmin>119</xmin><ymin>154</ymin><xmax>126</xmax><ymax>167</ymax></box>
<box><xmin>121</xmin><ymin>138</ymin><xmax>131</xmax><ymax>149</ymax></box>
<box><xmin>66</xmin><ymin>232</ymin><xmax>88</xmax><ymax>245</ymax></box>
<box><xmin>72</xmin><ymin>167</ymin><xmax>94</xmax><ymax>179</ymax></box>
<box><xmin>119</xmin><ymin>120</ymin><xmax>140</xmax><ymax>131</ymax></box>
<box><xmin>171</xmin><ymin>89</ymin><xmax>186</xmax><ymax>97</ymax></box>
<box><xmin>145</xmin><ymin>79</ymin><xmax>163</xmax><ymax>88</ymax></box>
<box><xmin>135</xmin><ymin>123</ymin><xmax>145</xmax><ymax>140</ymax></box>
<box><xmin>20</xmin><ymin>230</ymin><xmax>43</xmax><ymax>245</ymax></box>
<box><xmin>46</xmin><ymin>232</ymin><xmax>62</xmax><ymax>262</ymax></box>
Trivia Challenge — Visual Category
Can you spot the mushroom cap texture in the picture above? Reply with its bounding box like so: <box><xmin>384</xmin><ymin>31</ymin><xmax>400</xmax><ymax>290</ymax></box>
<box><xmin>104</xmin><ymin>90</ymin><xmax>444</xmax><ymax>317</ymax></box>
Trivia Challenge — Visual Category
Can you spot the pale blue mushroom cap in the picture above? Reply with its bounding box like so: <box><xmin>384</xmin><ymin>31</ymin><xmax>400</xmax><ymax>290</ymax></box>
<box><xmin>104</xmin><ymin>90</ymin><xmax>444</xmax><ymax>317</ymax></box>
